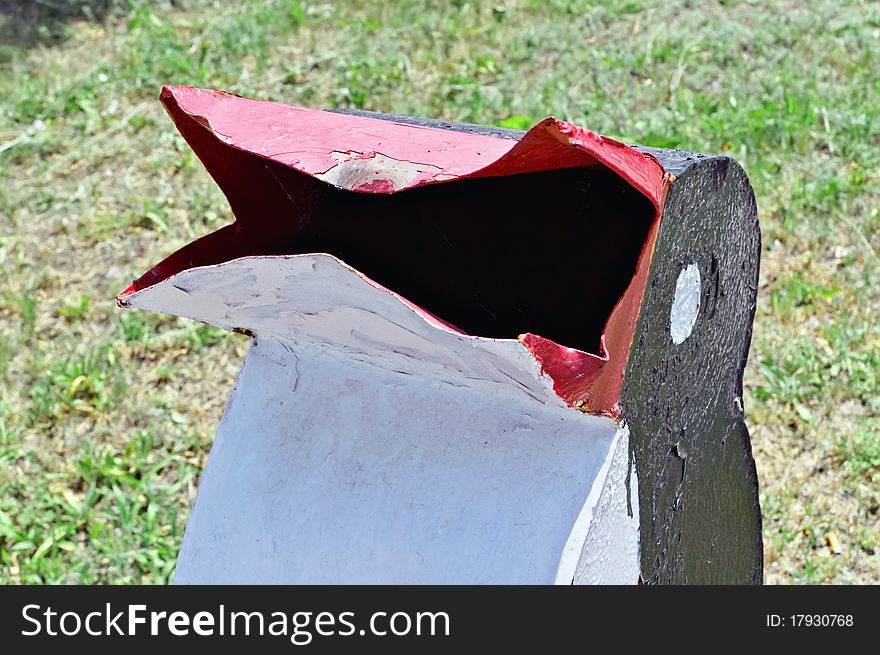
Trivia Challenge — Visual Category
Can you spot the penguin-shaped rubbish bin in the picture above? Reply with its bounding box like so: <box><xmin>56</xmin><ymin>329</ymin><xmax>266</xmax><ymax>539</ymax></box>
<box><xmin>118</xmin><ymin>86</ymin><xmax>763</xmax><ymax>584</ymax></box>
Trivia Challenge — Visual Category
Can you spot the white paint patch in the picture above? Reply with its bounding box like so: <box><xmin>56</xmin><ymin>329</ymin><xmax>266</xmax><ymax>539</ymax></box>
<box><xmin>670</xmin><ymin>262</ymin><xmax>701</xmax><ymax>345</ymax></box>
<box><xmin>570</xmin><ymin>427</ymin><xmax>641</xmax><ymax>584</ymax></box>
<box><xmin>316</xmin><ymin>151</ymin><xmax>446</xmax><ymax>191</ymax></box>
<box><xmin>122</xmin><ymin>254</ymin><xmax>563</xmax><ymax>405</ymax></box>
<box><xmin>173</xmin><ymin>339</ymin><xmax>632</xmax><ymax>584</ymax></box>
<box><xmin>123</xmin><ymin>255</ymin><xmax>641</xmax><ymax>584</ymax></box>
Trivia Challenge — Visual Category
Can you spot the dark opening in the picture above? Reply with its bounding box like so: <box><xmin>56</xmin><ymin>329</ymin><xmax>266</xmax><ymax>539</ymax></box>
<box><xmin>295</xmin><ymin>168</ymin><xmax>654</xmax><ymax>353</ymax></box>
<box><xmin>135</xmin><ymin>145</ymin><xmax>655</xmax><ymax>354</ymax></box>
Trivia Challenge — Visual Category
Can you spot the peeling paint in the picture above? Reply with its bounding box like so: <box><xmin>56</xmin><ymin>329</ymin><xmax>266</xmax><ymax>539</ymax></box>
<box><xmin>315</xmin><ymin>151</ymin><xmax>447</xmax><ymax>192</ymax></box>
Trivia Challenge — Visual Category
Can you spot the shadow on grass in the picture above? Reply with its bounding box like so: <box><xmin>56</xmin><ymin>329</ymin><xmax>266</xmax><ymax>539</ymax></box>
<box><xmin>0</xmin><ymin>0</ymin><xmax>117</xmax><ymax>49</ymax></box>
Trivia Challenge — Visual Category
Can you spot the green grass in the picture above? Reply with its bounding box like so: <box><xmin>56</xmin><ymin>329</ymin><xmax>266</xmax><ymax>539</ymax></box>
<box><xmin>0</xmin><ymin>0</ymin><xmax>878</xmax><ymax>583</ymax></box>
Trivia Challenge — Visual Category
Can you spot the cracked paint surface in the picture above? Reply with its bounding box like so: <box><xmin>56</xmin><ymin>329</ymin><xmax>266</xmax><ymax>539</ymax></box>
<box><xmin>315</xmin><ymin>151</ymin><xmax>451</xmax><ymax>192</ymax></box>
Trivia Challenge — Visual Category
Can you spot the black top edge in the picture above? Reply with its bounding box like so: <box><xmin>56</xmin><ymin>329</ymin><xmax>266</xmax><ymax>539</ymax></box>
<box><xmin>327</xmin><ymin>108</ymin><xmax>719</xmax><ymax>179</ymax></box>
<box><xmin>328</xmin><ymin>108</ymin><xmax>527</xmax><ymax>141</ymax></box>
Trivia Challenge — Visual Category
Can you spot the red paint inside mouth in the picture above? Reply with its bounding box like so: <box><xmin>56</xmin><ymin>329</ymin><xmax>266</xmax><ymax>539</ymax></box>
<box><xmin>119</xmin><ymin>85</ymin><xmax>670</xmax><ymax>416</ymax></box>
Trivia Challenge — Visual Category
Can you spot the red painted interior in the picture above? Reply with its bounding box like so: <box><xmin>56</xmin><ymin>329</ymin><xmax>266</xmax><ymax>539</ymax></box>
<box><xmin>120</xmin><ymin>85</ymin><xmax>671</xmax><ymax>416</ymax></box>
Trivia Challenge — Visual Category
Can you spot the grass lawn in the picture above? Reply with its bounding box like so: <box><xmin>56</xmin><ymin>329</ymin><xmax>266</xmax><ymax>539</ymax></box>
<box><xmin>0</xmin><ymin>0</ymin><xmax>877</xmax><ymax>584</ymax></box>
